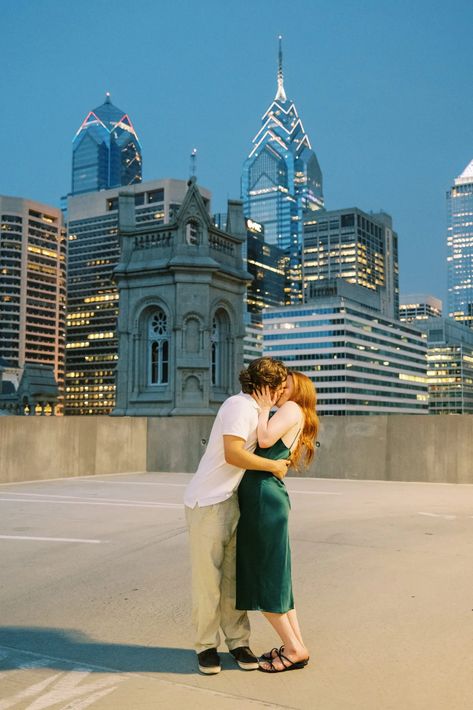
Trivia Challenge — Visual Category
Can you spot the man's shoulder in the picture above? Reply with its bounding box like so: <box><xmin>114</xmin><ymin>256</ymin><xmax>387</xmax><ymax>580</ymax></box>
<box><xmin>219</xmin><ymin>393</ymin><xmax>255</xmax><ymax>415</ymax></box>
<box><xmin>220</xmin><ymin>392</ymin><xmax>254</xmax><ymax>409</ymax></box>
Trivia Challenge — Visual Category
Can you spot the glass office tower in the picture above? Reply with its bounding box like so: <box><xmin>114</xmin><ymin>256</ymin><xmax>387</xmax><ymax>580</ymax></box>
<box><xmin>241</xmin><ymin>37</ymin><xmax>324</xmax><ymax>298</ymax></box>
<box><xmin>303</xmin><ymin>207</ymin><xmax>399</xmax><ymax>319</ymax></box>
<box><xmin>0</xmin><ymin>196</ymin><xmax>66</xmax><ymax>400</ymax></box>
<box><xmin>71</xmin><ymin>93</ymin><xmax>142</xmax><ymax>196</ymax></box>
<box><xmin>447</xmin><ymin>159</ymin><xmax>473</xmax><ymax>328</ymax></box>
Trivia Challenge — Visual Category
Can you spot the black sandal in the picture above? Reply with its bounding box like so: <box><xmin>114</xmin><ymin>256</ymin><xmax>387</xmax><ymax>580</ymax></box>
<box><xmin>259</xmin><ymin>646</ymin><xmax>283</xmax><ymax>662</ymax></box>
<box><xmin>258</xmin><ymin>649</ymin><xmax>309</xmax><ymax>673</ymax></box>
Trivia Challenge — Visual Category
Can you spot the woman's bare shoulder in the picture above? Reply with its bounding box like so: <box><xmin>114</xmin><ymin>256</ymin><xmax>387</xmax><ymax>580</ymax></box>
<box><xmin>278</xmin><ymin>401</ymin><xmax>303</xmax><ymax>417</ymax></box>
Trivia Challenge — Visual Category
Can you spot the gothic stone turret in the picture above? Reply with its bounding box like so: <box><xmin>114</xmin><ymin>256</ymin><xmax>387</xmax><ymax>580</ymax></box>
<box><xmin>113</xmin><ymin>178</ymin><xmax>251</xmax><ymax>415</ymax></box>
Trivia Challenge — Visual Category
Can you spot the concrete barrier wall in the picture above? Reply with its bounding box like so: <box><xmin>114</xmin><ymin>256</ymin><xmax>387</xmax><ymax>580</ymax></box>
<box><xmin>0</xmin><ymin>416</ymin><xmax>148</xmax><ymax>484</ymax></box>
<box><xmin>1</xmin><ymin>415</ymin><xmax>472</xmax><ymax>484</ymax></box>
<box><xmin>309</xmin><ymin>415</ymin><xmax>473</xmax><ymax>484</ymax></box>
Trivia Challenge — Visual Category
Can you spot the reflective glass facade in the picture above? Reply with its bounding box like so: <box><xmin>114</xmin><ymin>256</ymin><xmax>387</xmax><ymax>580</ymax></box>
<box><xmin>447</xmin><ymin>160</ymin><xmax>473</xmax><ymax>327</ymax></box>
<box><xmin>263</xmin><ymin>297</ymin><xmax>428</xmax><ymax>415</ymax></box>
<box><xmin>303</xmin><ymin>208</ymin><xmax>399</xmax><ymax>319</ymax></box>
<box><xmin>72</xmin><ymin>94</ymin><xmax>142</xmax><ymax>196</ymax></box>
<box><xmin>414</xmin><ymin>317</ymin><xmax>473</xmax><ymax>414</ymax></box>
<box><xmin>241</xmin><ymin>40</ymin><xmax>323</xmax><ymax>299</ymax></box>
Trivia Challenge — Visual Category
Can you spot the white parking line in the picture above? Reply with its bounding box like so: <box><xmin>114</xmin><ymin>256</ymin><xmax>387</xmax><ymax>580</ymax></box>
<box><xmin>0</xmin><ymin>497</ymin><xmax>182</xmax><ymax>510</ymax></box>
<box><xmin>286</xmin><ymin>490</ymin><xmax>342</xmax><ymax>495</ymax></box>
<box><xmin>90</xmin><ymin>480</ymin><xmax>187</xmax><ymax>487</ymax></box>
<box><xmin>0</xmin><ymin>535</ymin><xmax>108</xmax><ymax>544</ymax></box>
<box><xmin>0</xmin><ymin>491</ymin><xmax>181</xmax><ymax>505</ymax></box>
<box><xmin>418</xmin><ymin>511</ymin><xmax>457</xmax><ymax>520</ymax></box>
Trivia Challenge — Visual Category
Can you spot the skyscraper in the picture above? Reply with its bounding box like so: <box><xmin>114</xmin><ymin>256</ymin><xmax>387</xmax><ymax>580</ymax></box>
<box><xmin>71</xmin><ymin>93</ymin><xmax>142</xmax><ymax>196</ymax></box>
<box><xmin>241</xmin><ymin>38</ymin><xmax>324</xmax><ymax>257</ymax></box>
<box><xmin>447</xmin><ymin>159</ymin><xmax>473</xmax><ymax>328</ymax></box>
<box><xmin>0</xmin><ymin>196</ymin><xmax>66</xmax><ymax>407</ymax></box>
<box><xmin>303</xmin><ymin>207</ymin><xmax>399</xmax><ymax>319</ymax></box>
<box><xmin>263</xmin><ymin>280</ymin><xmax>428</xmax><ymax>416</ymax></box>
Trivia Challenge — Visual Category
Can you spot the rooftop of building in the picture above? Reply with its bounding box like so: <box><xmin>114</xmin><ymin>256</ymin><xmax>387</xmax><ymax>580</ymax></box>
<box><xmin>1</xmin><ymin>467</ymin><xmax>471</xmax><ymax>709</ymax></box>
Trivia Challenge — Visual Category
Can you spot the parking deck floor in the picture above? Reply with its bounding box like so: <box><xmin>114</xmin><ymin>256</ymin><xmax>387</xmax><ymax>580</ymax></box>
<box><xmin>0</xmin><ymin>472</ymin><xmax>472</xmax><ymax>709</ymax></box>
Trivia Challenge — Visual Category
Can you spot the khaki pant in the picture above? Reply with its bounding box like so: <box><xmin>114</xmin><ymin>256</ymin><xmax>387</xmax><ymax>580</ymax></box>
<box><xmin>185</xmin><ymin>493</ymin><xmax>251</xmax><ymax>653</ymax></box>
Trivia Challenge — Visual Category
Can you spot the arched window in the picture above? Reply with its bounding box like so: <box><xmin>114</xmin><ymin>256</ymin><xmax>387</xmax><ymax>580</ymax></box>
<box><xmin>149</xmin><ymin>309</ymin><xmax>169</xmax><ymax>385</ymax></box>
<box><xmin>211</xmin><ymin>308</ymin><xmax>230</xmax><ymax>388</ymax></box>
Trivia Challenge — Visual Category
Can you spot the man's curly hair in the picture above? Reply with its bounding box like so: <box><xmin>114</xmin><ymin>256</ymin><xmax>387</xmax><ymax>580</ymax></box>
<box><xmin>239</xmin><ymin>357</ymin><xmax>287</xmax><ymax>394</ymax></box>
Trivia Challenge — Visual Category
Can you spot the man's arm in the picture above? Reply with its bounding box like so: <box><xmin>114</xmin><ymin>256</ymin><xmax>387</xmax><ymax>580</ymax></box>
<box><xmin>223</xmin><ymin>435</ymin><xmax>290</xmax><ymax>480</ymax></box>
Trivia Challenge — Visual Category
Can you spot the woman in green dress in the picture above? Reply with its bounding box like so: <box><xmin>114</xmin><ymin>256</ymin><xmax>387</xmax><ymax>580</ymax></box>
<box><xmin>236</xmin><ymin>371</ymin><xmax>319</xmax><ymax>673</ymax></box>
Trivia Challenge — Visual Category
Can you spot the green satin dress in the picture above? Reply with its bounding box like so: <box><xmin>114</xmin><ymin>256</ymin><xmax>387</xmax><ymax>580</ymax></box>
<box><xmin>236</xmin><ymin>438</ymin><xmax>295</xmax><ymax>614</ymax></box>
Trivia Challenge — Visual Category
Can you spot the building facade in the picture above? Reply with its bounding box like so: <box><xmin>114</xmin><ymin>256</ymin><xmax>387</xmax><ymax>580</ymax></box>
<box><xmin>214</xmin><ymin>214</ymin><xmax>288</xmax><ymax>363</ymax></box>
<box><xmin>447</xmin><ymin>159</ymin><xmax>473</xmax><ymax>328</ymax></box>
<box><xmin>263</xmin><ymin>281</ymin><xmax>427</xmax><ymax>415</ymax></box>
<box><xmin>0</xmin><ymin>196</ymin><xmax>66</xmax><ymax>404</ymax></box>
<box><xmin>414</xmin><ymin>317</ymin><xmax>473</xmax><ymax>414</ymax></box>
<box><xmin>113</xmin><ymin>179</ymin><xmax>250</xmax><ymax>415</ymax></box>
<box><xmin>399</xmin><ymin>294</ymin><xmax>442</xmax><ymax>323</ymax></box>
<box><xmin>71</xmin><ymin>93</ymin><xmax>142</xmax><ymax>196</ymax></box>
<box><xmin>65</xmin><ymin>179</ymin><xmax>211</xmax><ymax>415</ymax></box>
<box><xmin>241</xmin><ymin>38</ymin><xmax>323</xmax><ymax>299</ymax></box>
<box><xmin>303</xmin><ymin>207</ymin><xmax>399</xmax><ymax>319</ymax></box>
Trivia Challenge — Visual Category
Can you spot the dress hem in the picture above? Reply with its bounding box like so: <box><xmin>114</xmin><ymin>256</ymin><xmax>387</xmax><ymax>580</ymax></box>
<box><xmin>236</xmin><ymin>605</ymin><xmax>295</xmax><ymax>614</ymax></box>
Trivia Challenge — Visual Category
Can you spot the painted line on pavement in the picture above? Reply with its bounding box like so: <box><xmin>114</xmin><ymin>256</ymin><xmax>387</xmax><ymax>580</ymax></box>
<box><xmin>0</xmin><ymin>535</ymin><xmax>108</xmax><ymax>544</ymax></box>
<box><xmin>286</xmin><ymin>490</ymin><xmax>342</xmax><ymax>495</ymax></box>
<box><xmin>0</xmin><ymin>645</ymin><xmax>298</xmax><ymax>710</ymax></box>
<box><xmin>0</xmin><ymin>497</ymin><xmax>182</xmax><ymax>510</ymax></box>
<box><xmin>418</xmin><ymin>511</ymin><xmax>457</xmax><ymax>520</ymax></box>
<box><xmin>90</xmin><ymin>480</ymin><xmax>187</xmax><ymax>487</ymax></box>
<box><xmin>0</xmin><ymin>491</ymin><xmax>182</xmax><ymax>507</ymax></box>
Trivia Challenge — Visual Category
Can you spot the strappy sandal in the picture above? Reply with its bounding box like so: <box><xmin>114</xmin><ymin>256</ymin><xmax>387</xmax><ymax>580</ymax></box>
<box><xmin>259</xmin><ymin>646</ymin><xmax>282</xmax><ymax>662</ymax></box>
<box><xmin>258</xmin><ymin>649</ymin><xmax>309</xmax><ymax>673</ymax></box>
<box><xmin>260</xmin><ymin>645</ymin><xmax>310</xmax><ymax>664</ymax></box>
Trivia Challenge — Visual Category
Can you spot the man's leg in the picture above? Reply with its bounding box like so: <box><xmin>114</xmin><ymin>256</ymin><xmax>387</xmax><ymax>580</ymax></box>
<box><xmin>186</xmin><ymin>501</ymin><xmax>228</xmax><ymax>653</ymax></box>
<box><xmin>219</xmin><ymin>494</ymin><xmax>251</xmax><ymax>651</ymax></box>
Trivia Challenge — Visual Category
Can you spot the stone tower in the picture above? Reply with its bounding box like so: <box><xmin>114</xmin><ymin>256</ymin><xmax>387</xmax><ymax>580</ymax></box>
<box><xmin>113</xmin><ymin>178</ymin><xmax>251</xmax><ymax>415</ymax></box>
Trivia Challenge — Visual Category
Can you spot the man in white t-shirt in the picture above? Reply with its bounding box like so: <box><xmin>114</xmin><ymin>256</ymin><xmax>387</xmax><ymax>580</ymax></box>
<box><xmin>184</xmin><ymin>357</ymin><xmax>289</xmax><ymax>675</ymax></box>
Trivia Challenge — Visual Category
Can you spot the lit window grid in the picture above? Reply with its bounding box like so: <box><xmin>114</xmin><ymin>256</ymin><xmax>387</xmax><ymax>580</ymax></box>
<box><xmin>262</xmin><ymin>303</ymin><xmax>428</xmax><ymax>415</ymax></box>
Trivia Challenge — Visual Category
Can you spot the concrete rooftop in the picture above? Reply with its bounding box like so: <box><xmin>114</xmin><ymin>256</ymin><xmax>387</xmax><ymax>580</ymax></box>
<box><xmin>0</xmin><ymin>472</ymin><xmax>472</xmax><ymax>709</ymax></box>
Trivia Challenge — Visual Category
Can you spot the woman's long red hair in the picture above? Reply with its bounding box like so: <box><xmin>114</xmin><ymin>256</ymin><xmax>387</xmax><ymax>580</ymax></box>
<box><xmin>289</xmin><ymin>371</ymin><xmax>319</xmax><ymax>469</ymax></box>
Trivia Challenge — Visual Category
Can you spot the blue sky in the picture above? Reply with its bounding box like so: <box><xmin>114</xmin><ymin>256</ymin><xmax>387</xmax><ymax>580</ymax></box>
<box><xmin>1</xmin><ymin>0</ymin><xmax>472</xmax><ymax>304</ymax></box>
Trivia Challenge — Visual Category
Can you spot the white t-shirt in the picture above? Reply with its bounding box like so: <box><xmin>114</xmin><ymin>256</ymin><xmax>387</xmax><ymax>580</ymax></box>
<box><xmin>184</xmin><ymin>392</ymin><xmax>260</xmax><ymax>508</ymax></box>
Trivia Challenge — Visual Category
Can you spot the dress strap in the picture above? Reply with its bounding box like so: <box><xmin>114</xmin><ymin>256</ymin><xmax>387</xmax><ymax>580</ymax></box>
<box><xmin>288</xmin><ymin>425</ymin><xmax>302</xmax><ymax>451</ymax></box>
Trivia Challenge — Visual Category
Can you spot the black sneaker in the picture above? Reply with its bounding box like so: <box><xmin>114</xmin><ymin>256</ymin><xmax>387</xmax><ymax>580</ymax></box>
<box><xmin>197</xmin><ymin>648</ymin><xmax>221</xmax><ymax>674</ymax></box>
<box><xmin>230</xmin><ymin>646</ymin><xmax>259</xmax><ymax>670</ymax></box>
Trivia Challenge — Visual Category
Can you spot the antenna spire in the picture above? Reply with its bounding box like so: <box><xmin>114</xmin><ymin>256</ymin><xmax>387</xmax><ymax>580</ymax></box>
<box><xmin>190</xmin><ymin>148</ymin><xmax>197</xmax><ymax>179</ymax></box>
<box><xmin>275</xmin><ymin>35</ymin><xmax>287</xmax><ymax>102</ymax></box>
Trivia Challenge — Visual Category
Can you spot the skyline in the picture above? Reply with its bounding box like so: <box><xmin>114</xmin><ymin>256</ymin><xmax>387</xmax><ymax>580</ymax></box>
<box><xmin>2</xmin><ymin>0</ymin><xmax>473</xmax><ymax>306</ymax></box>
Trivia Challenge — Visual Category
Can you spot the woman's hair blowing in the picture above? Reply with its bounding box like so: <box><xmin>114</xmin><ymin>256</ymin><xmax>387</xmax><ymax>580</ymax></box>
<box><xmin>289</xmin><ymin>371</ymin><xmax>319</xmax><ymax>469</ymax></box>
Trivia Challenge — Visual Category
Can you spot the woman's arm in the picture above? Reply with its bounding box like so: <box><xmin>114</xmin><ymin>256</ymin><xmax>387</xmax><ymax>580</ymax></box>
<box><xmin>254</xmin><ymin>387</ymin><xmax>302</xmax><ymax>448</ymax></box>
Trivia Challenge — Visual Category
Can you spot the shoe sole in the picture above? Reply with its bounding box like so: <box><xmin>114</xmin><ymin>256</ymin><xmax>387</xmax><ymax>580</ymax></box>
<box><xmin>235</xmin><ymin>660</ymin><xmax>259</xmax><ymax>670</ymax></box>
<box><xmin>198</xmin><ymin>664</ymin><xmax>221</xmax><ymax>675</ymax></box>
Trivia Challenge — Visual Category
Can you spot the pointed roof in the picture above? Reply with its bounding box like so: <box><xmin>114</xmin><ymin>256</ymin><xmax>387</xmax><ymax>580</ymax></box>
<box><xmin>175</xmin><ymin>176</ymin><xmax>212</xmax><ymax>228</ymax></box>
<box><xmin>74</xmin><ymin>93</ymin><xmax>140</xmax><ymax>144</ymax></box>
<box><xmin>459</xmin><ymin>158</ymin><xmax>473</xmax><ymax>180</ymax></box>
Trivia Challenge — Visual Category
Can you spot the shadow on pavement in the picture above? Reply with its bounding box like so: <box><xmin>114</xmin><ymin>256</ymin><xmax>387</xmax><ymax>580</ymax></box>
<box><xmin>0</xmin><ymin>627</ymin><xmax>217</xmax><ymax>675</ymax></box>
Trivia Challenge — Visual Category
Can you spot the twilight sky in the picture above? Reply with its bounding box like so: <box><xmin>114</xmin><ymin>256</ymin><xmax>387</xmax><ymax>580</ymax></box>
<box><xmin>1</xmin><ymin>0</ymin><xmax>472</xmax><ymax>306</ymax></box>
